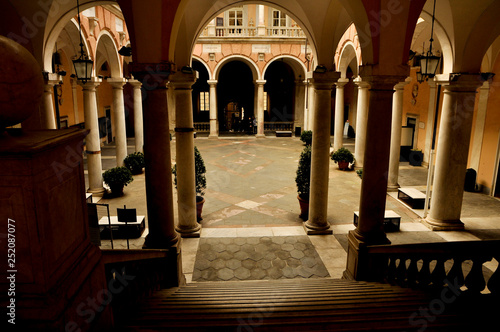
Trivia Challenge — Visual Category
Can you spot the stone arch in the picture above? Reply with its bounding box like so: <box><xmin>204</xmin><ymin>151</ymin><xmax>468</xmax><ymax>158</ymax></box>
<box><xmin>42</xmin><ymin>1</ymin><xmax>117</xmax><ymax>73</ymax></box>
<box><xmin>214</xmin><ymin>54</ymin><xmax>261</xmax><ymax>81</ymax></box>
<box><xmin>191</xmin><ymin>55</ymin><xmax>212</xmax><ymax>79</ymax></box>
<box><xmin>338</xmin><ymin>42</ymin><xmax>359</xmax><ymax>78</ymax></box>
<box><xmin>95</xmin><ymin>29</ymin><xmax>122</xmax><ymax>78</ymax></box>
<box><xmin>262</xmin><ymin>55</ymin><xmax>307</xmax><ymax>80</ymax></box>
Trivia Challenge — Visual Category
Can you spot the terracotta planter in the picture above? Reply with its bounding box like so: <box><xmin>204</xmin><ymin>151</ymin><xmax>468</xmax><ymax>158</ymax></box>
<box><xmin>297</xmin><ymin>194</ymin><xmax>309</xmax><ymax>220</ymax></box>
<box><xmin>109</xmin><ymin>184</ymin><xmax>124</xmax><ymax>197</ymax></box>
<box><xmin>196</xmin><ymin>196</ymin><xmax>205</xmax><ymax>222</ymax></box>
<box><xmin>338</xmin><ymin>160</ymin><xmax>350</xmax><ymax>170</ymax></box>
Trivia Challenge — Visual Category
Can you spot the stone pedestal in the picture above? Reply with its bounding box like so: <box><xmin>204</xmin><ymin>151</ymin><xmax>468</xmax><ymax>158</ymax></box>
<box><xmin>0</xmin><ymin>128</ymin><xmax>112</xmax><ymax>330</ymax></box>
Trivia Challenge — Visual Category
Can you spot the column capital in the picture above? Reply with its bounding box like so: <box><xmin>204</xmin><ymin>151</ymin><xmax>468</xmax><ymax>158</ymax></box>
<box><xmin>128</xmin><ymin>78</ymin><xmax>142</xmax><ymax>88</ymax></box>
<box><xmin>207</xmin><ymin>79</ymin><xmax>218</xmax><ymax>85</ymax></box>
<box><xmin>107</xmin><ymin>77</ymin><xmax>127</xmax><ymax>89</ymax></box>
<box><xmin>435</xmin><ymin>73</ymin><xmax>487</xmax><ymax>92</ymax></box>
<box><xmin>335</xmin><ymin>77</ymin><xmax>350</xmax><ymax>88</ymax></box>
<box><xmin>78</xmin><ymin>77</ymin><xmax>102</xmax><ymax>89</ymax></box>
<box><xmin>359</xmin><ymin>64</ymin><xmax>409</xmax><ymax>90</ymax></box>
<box><xmin>129</xmin><ymin>61</ymin><xmax>175</xmax><ymax>88</ymax></box>
<box><xmin>42</xmin><ymin>72</ymin><xmax>63</xmax><ymax>86</ymax></box>
<box><xmin>255</xmin><ymin>79</ymin><xmax>266</xmax><ymax>85</ymax></box>
<box><xmin>353</xmin><ymin>76</ymin><xmax>371</xmax><ymax>89</ymax></box>
<box><xmin>394</xmin><ymin>76</ymin><xmax>412</xmax><ymax>90</ymax></box>
<box><xmin>169</xmin><ymin>70</ymin><xmax>197</xmax><ymax>89</ymax></box>
<box><xmin>309</xmin><ymin>71</ymin><xmax>340</xmax><ymax>89</ymax></box>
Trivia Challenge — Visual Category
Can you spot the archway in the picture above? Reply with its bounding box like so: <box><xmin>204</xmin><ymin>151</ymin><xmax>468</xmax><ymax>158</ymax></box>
<box><xmin>264</xmin><ymin>60</ymin><xmax>295</xmax><ymax>124</ymax></box>
<box><xmin>192</xmin><ymin>59</ymin><xmax>211</xmax><ymax>123</ymax></box>
<box><xmin>217</xmin><ymin>60</ymin><xmax>255</xmax><ymax>133</ymax></box>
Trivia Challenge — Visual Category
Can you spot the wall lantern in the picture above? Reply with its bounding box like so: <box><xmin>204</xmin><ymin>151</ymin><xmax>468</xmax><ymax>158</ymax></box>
<box><xmin>72</xmin><ymin>0</ymin><xmax>93</xmax><ymax>84</ymax></box>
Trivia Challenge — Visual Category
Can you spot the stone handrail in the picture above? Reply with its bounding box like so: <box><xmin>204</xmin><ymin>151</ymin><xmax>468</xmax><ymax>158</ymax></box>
<box><xmin>366</xmin><ymin>240</ymin><xmax>500</xmax><ymax>296</ymax></box>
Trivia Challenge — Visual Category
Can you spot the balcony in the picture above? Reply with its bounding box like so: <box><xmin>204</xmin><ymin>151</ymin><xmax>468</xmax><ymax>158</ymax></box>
<box><xmin>198</xmin><ymin>26</ymin><xmax>306</xmax><ymax>39</ymax></box>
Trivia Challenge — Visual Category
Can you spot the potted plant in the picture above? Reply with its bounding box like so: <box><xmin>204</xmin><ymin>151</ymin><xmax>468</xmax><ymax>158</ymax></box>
<box><xmin>300</xmin><ymin>130</ymin><xmax>312</xmax><ymax>146</ymax></box>
<box><xmin>172</xmin><ymin>146</ymin><xmax>207</xmax><ymax>222</ymax></box>
<box><xmin>295</xmin><ymin>145</ymin><xmax>311</xmax><ymax>220</ymax></box>
<box><xmin>123</xmin><ymin>152</ymin><xmax>145</xmax><ymax>175</ymax></box>
<box><xmin>331</xmin><ymin>147</ymin><xmax>354</xmax><ymax>170</ymax></box>
<box><xmin>409</xmin><ymin>149</ymin><xmax>423</xmax><ymax>166</ymax></box>
<box><xmin>102</xmin><ymin>166</ymin><xmax>133</xmax><ymax>197</ymax></box>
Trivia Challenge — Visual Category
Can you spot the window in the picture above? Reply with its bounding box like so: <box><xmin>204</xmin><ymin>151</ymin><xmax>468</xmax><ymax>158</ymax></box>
<box><xmin>200</xmin><ymin>92</ymin><xmax>210</xmax><ymax>111</ymax></box>
<box><xmin>228</xmin><ymin>8</ymin><xmax>243</xmax><ymax>27</ymax></box>
<box><xmin>272</xmin><ymin>10</ymin><xmax>287</xmax><ymax>36</ymax></box>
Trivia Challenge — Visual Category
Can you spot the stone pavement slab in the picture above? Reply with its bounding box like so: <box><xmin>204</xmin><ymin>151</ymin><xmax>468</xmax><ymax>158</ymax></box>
<box><xmin>192</xmin><ymin>236</ymin><xmax>330</xmax><ymax>282</ymax></box>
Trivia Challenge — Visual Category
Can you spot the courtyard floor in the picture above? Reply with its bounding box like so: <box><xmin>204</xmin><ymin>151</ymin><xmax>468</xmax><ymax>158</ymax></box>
<box><xmin>85</xmin><ymin>135</ymin><xmax>500</xmax><ymax>283</ymax></box>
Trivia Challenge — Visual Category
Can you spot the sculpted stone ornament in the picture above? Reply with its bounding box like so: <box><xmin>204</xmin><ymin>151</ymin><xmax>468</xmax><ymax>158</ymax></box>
<box><xmin>0</xmin><ymin>36</ymin><xmax>44</xmax><ymax>131</ymax></box>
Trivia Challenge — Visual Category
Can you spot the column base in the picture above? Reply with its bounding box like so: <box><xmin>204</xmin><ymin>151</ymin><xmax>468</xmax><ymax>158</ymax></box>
<box><xmin>387</xmin><ymin>183</ymin><xmax>400</xmax><ymax>192</ymax></box>
<box><xmin>208</xmin><ymin>134</ymin><xmax>219</xmax><ymax>139</ymax></box>
<box><xmin>303</xmin><ymin>222</ymin><xmax>332</xmax><ymax>235</ymax></box>
<box><xmin>87</xmin><ymin>187</ymin><xmax>106</xmax><ymax>196</ymax></box>
<box><xmin>421</xmin><ymin>218</ymin><xmax>465</xmax><ymax>231</ymax></box>
<box><xmin>143</xmin><ymin>233</ymin><xmax>180</xmax><ymax>249</ymax></box>
<box><xmin>255</xmin><ymin>134</ymin><xmax>266</xmax><ymax>138</ymax></box>
<box><xmin>175</xmin><ymin>224</ymin><xmax>202</xmax><ymax>238</ymax></box>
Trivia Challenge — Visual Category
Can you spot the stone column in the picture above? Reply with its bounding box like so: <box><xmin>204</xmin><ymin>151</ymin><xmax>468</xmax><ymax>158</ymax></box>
<box><xmin>469</xmin><ymin>80</ymin><xmax>492</xmax><ymax>172</ymax></box>
<box><xmin>71</xmin><ymin>78</ymin><xmax>80</xmax><ymax>124</ymax></box>
<box><xmin>353</xmin><ymin>77</ymin><xmax>370</xmax><ymax>169</ymax></box>
<box><xmin>129</xmin><ymin>62</ymin><xmax>179</xmax><ymax>250</ymax></box>
<box><xmin>170</xmin><ymin>70</ymin><xmax>201</xmax><ymax>238</ymax></box>
<box><xmin>41</xmin><ymin>73</ymin><xmax>61</xmax><ymax>129</ymax></box>
<box><xmin>304</xmin><ymin>71</ymin><xmax>339</xmax><ymax>235</ymax></box>
<box><xmin>344</xmin><ymin>70</ymin><xmax>407</xmax><ymax>281</ymax></box>
<box><xmin>294</xmin><ymin>78</ymin><xmax>305</xmax><ymax>134</ymax></box>
<box><xmin>333</xmin><ymin>78</ymin><xmax>349</xmax><ymax>151</ymax></box>
<box><xmin>129</xmin><ymin>79</ymin><xmax>144</xmax><ymax>153</ymax></box>
<box><xmin>80</xmin><ymin>78</ymin><xmax>105</xmax><ymax>195</ymax></box>
<box><xmin>166</xmin><ymin>82</ymin><xmax>176</xmax><ymax>134</ymax></box>
<box><xmin>207</xmin><ymin>79</ymin><xmax>218</xmax><ymax>139</ymax></box>
<box><xmin>423</xmin><ymin>80</ymin><xmax>438</xmax><ymax>166</ymax></box>
<box><xmin>424</xmin><ymin>74</ymin><xmax>483</xmax><ymax>231</ymax></box>
<box><xmin>257</xmin><ymin>5</ymin><xmax>266</xmax><ymax>36</ymax></box>
<box><xmin>388</xmin><ymin>78</ymin><xmax>411</xmax><ymax>191</ymax></box>
<box><xmin>107</xmin><ymin>78</ymin><xmax>128</xmax><ymax>166</ymax></box>
<box><xmin>256</xmin><ymin>79</ymin><xmax>266</xmax><ymax>138</ymax></box>
<box><xmin>307</xmin><ymin>76</ymin><xmax>316</xmax><ymax>131</ymax></box>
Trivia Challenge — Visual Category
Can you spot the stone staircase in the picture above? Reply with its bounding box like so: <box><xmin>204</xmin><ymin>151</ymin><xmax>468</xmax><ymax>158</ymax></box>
<box><xmin>114</xmin><ymin>278</ymin><xmax>485</xmax><ymax>331</ymax></box>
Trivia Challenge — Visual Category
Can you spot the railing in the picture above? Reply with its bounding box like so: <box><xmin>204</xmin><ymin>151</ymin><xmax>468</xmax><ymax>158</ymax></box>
<box><xmin>194</xmin><ymin>122</ymin><xmax>210</xmax><ymax>132</ymax></box>
<box><xmin>264</xmin><ymin>122</ymin><xmax>293</xmax><ymax>131</ymax></box>
<box><xmin>102</xmin><ymin>249</ymin><xmax>182</xmax><ymax>322</ymax></box>
<box><xmin>366</xmin><ymin>240</ymin><xmax>500</xmax><ymax>296</ymax></box>
<box><xmin>199</xmin><ymin>26</ymin><xmax>305</xmax><ymax>38</ymax></box>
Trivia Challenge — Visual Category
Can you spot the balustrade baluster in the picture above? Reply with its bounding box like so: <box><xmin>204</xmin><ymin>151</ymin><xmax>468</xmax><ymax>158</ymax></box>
<box><xmin>396</xmin><ymin>257</ymin><xmax>408</xmax><ymax>286</ymax></box>
<box><xmin>407</xmin><ymin>257</ymin><xmax>419</xmax><ymax>287</ymax></box>
<box><xmin>417</xmin><ymin>258</ymin><xmax>432</xmax><ymax>288</ymax></box>
<box><xmin>465</xmin><ymin>258</ymin><xmax>488</xmax><ymax>294</ymax></box>
<box><xmin>486</xmin><ymin>255</ymin><xmax>499</xmax><ymax>296</ymax></box>
<box><xmin>386</xmin><ymin>256</ymin><xmax>397</xmax><ymax>284</ymax></box>
<box><xmin>447</xmin><ymin>257</ymin><xmax>465</xmax><ymax>288</ymax></box>
<box><xmin>431</xmin><ymin>258</ymin><xmax>447</xmax><ymax>289</ymax></box>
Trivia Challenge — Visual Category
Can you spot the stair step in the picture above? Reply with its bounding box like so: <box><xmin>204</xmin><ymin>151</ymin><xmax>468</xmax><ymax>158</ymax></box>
<box><xmin>116</xmin><ymin>278</ymin><xmax>471</xmax><ymax>331</ymax></box>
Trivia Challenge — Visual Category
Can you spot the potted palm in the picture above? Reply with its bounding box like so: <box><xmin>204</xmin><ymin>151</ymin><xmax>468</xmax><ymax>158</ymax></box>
<box><xmin>300</xmin><ymin>130</ymin><xmax>312</xmax><ymax>146</ymax></box>
<box><xmin>102</xmin><ymin>166</ymin><xmax>133</xmax><ymax>197</ymax></box>
<box><xmin>172</xmin><ymin>146</ymin><xmax>207</xmax><ymax>222</ymax></box>
<box><xmin>123</xmin><ymin>152</ymin><xmax>145</xmax><ymax>175</ymax></box>
<box><xmin>295</xmin><ymin>145</ymin><xmax>311</xmax><ymax>220</ymax></box>
<box><xmin>331</xmin><ymin>147</ymin><xmax>354</xmax><ymax>170</ymax></box>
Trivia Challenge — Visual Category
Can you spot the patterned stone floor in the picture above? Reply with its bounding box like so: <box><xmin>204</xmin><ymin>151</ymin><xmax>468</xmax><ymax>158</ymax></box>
<box><xmin>192</xmin><ymin>236</ymin><xmax>330</xmax><ymax>282</ymax></box>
